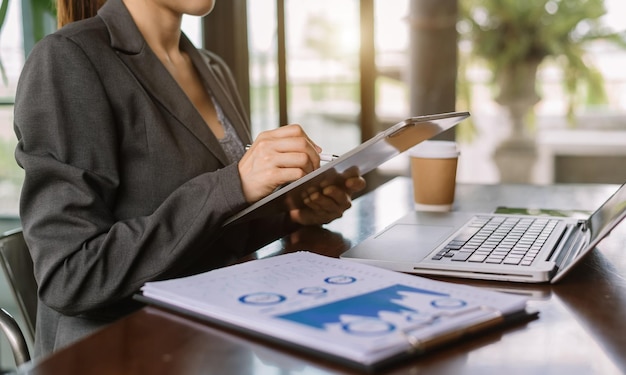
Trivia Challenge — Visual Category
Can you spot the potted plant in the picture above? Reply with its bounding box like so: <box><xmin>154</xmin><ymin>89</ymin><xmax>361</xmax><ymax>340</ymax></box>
<box><xmin>458</xmin><ymin>0</ymin><xmax>626</xmax><ymax>182</ymax></box>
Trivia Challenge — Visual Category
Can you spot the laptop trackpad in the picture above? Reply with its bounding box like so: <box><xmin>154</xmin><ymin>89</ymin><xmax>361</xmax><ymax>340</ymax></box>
<box><xmin>375</xmin><ymin>224</ymin><xmax>453</xmax><ymax>260</ymax></box>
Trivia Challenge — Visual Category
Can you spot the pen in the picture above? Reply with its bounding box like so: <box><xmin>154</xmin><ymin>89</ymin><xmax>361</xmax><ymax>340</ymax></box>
<box><xmin>244</xmin><ymin>144</ymin><xmax>339</xmax><ymax>162</ymax></box>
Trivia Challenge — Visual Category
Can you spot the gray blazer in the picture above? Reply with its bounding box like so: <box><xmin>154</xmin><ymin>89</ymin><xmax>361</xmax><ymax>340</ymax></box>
<box><xmin>14</xmin><ymin>0</ymin><xmax>292</xmax><ymax>358</ymax></box>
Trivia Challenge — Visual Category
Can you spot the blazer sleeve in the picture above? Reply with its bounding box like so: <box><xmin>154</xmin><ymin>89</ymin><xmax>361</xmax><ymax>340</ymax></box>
<box><xmin>13</xmin><ymin>34</ymin><xmax>262</xmax><ymax>317</ymax></box>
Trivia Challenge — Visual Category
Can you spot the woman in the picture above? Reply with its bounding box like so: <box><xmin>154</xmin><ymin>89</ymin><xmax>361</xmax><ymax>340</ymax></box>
<box><xmin>14</xmin><ymin>0</ymin><xmax>365</xmax><ymax>358</ymax></box>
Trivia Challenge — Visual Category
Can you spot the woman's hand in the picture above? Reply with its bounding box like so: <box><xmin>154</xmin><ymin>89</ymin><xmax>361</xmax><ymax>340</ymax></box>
<box><xmin>238</xmin><ymin>124</ymin><xmax>321</xmax><ymax>203</ymax></box>
<box><xmin>238</xmin><ymin>124</ymin><xmax>366</xmax><ymax>225</ymax></box>
<box><xmin>289</xmin><ymin>176</ymin><xmax>366</xmax><ymax>226</ymax></box>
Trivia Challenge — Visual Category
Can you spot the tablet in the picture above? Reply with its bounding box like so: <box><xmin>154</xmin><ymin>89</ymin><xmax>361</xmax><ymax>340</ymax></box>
<box><xmin>223</xmin><ymin>111</ymin><xmax>470</xmax><ymax>227</ymax></box>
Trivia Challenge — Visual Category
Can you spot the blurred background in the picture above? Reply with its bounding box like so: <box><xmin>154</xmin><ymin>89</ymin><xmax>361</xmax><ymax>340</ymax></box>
<box><xmin>2</xmin><ymin>0</ymin><xmax>626</xmax><ymax>220</ymax></box>
<box><xmin>0</xmin><ymin>0</ymin><xmax>625</xmax><ymax>369</ymax></box>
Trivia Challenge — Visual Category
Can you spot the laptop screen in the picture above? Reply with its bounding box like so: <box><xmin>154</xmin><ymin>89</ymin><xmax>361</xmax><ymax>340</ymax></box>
<box><xmin>549</xmin><ymin>182</ymin><xmax>626</xmax><ymax>283</ymax></box>
<box><xmin>588</xmin><ymin>182</ymin><xmax>626</xmax><ymax>247</ymax></box>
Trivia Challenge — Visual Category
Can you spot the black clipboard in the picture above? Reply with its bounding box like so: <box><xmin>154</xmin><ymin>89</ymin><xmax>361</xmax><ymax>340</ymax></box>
<box><xmin>223</xmin><ymin>111</ymin><xmax>470</xmax><ymax>227</ymax></box>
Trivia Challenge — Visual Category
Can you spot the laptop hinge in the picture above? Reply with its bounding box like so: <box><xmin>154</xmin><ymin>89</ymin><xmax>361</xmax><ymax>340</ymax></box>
<box><xmin>578</xmin><ymin>220</ymin><xmax>588</xmax><ymax>232</ymax></box>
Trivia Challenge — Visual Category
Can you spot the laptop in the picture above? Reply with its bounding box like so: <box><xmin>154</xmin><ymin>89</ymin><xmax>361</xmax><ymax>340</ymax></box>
<box><xmin>340</xmin><ymin>181</ymin><xmax>626</xmax><ymax>283</ymax></box>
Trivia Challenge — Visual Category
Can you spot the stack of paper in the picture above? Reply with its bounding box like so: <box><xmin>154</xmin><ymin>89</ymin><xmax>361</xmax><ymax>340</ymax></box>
<box><xmin>140</xmin><ymin>252</ymin><xmax>533</xmax><ymax>370</ymax></box>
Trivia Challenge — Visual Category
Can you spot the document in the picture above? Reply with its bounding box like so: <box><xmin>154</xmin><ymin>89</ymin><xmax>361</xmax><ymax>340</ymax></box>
<box><xmin>139</xmin><ymin>252</ymin><xmax>533</xmax><ymax>371</ymax></box>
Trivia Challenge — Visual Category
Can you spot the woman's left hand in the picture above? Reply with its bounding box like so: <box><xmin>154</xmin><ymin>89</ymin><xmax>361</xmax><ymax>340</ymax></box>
<box><xmin>289</xmin><ymin>176</ymin><xmax>366</xmax><ymax>226</ymax></box>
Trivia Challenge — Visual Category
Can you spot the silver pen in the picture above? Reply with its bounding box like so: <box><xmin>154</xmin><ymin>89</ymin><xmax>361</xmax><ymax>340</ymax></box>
<box><xmin>244</xmin><ymin>144</ymin><xmax>338</xmax><ymax>162</ymax></box>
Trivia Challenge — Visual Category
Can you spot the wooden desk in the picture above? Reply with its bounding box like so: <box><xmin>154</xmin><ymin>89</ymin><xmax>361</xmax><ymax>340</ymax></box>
<box><xmin>21</xmin><ymin>178</ymin><xmax>626</xmax><ymax>374</ymax></box>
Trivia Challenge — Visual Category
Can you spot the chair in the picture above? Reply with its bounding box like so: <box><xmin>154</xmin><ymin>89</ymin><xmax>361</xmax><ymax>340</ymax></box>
<box><xmin>0</xmin><ymin>229</ymin><xmax>37</xmax><ymax>365</ymax></box>
<box><xmin>0</xmin><ymin>308</ymin><xmax>30</xmax><ymax>366</ymax></box>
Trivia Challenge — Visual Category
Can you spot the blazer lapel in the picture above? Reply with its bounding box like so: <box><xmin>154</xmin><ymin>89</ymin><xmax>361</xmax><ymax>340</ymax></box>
<box><xmin>184</xmin><ymin>40</ymin><xmax>253</xmax><ymax>146</ymax></box>
<box><xmin>97</xmin><ymin>0</ymin><xmax>230</xmax><ymax>165</ymax></box>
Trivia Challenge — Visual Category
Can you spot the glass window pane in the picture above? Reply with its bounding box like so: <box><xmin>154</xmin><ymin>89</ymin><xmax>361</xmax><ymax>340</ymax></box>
<box><xmin>182</xmin><ymin>15</ymin><xmax>202</xmax><ymax>47</ymax></box>
<box><xmin>0</xmin><ymin>1</ymin><xmax>25</xmax><ymax>218</ymax></box>
<box><xmin>247</xmin><ymin>1</ymin><xmax>414</xmax><ymax>155</ymax></box>
<box><xmin>249</xmin><ymin>0</ymin><xmax>363</xmax><ymax>153</ymax></box>
<box><xmin>0</xmin><ymin>0</ymin><xmax>25</xmax><ymax>100</ymax></box>
<box><xmin>374</xmin><ymin>0</ymin><xmax>410</xmax><ymax>125</ymax></box>
<box><xmin>285</xmin><ymin>0</ymin><xmax>361</xmax><ymax>154</ymax></box>
<box><xmin>247</xmin><ymin>0</ymin><xmax>280</xmax><ymax>136</ymax></box>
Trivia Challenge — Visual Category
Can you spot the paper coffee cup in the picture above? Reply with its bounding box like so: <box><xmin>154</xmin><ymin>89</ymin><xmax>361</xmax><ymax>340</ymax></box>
<box><xmin>409</xmin><ymin>140</ymin><xmax>459</xmax><ymax>212</ymax></box>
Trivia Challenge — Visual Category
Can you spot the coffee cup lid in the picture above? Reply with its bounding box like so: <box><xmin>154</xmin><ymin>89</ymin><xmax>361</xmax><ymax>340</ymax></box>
<box><xmin>408</xmin><ymin>140</ymin><xmax>459</xmax><ymax>158</ymax></box>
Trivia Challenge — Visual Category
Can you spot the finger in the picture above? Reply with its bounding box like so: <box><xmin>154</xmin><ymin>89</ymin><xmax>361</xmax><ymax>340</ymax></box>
<box><xmin>322</xmin><ymin>185</ymin><xmax>353</xmax><ymax>209</ymax></box>
<box><xmin>276</xmin><ymin>141</ymin><xmax>321</xmax><ymax>169</ymax></box>
<box><xmin>344</xmin><ymin>176</ymin><xmax>367</xmax><ymax>194</ymax></box>
<box><xmin>306</xmin><ymin>186</ymin><xmax>351</xmax><ymax>213</ymax></box>
<box><xmin>253</xmin><ymin>136</ymin><xmax>321</xmax><ymax>170</ymax></box>
<box><xmin>263</xmin><ymin>165</ymin><xmax>312</xmax><ymax>187</ymax></box>
<box><xmin>256</xmin><ymin>124</ymin><xmax>322</xmax><ymax>153</ymax></box>
<box><xmin>247</xmin><ymin>137</ymin><xmax>320</xmax><ymax>172</ymax></box>
<box><xmin>269</xmin><ymin>151</ymin><xmax>320</xmax><ymax>176</ymax></box>
<box><xmin>275</xmin><ymin>124</ymin><xmax>322</xmax><ymax>153</ymax></box>
<box><xmin>289</xmin><ymin>207</ymin><xmax>337</xmax><ymax>226</ymax></box>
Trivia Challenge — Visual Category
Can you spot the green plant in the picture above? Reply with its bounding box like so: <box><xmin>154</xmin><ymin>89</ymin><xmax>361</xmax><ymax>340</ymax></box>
<box><xmin>458</xmin><ymin>0</ymin><xmax>626</xmax><ymax>134</ymax></box>
<box><xmin>28</xmin><ymin>0</ymin><xmax>56</xmax><ymax>42</ymax></box>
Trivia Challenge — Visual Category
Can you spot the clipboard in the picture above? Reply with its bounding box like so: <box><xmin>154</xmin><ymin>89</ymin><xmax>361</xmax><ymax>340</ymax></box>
<box><xmin>137</xmin><ymin>252</ymin><xmax>536</xmax><ymax>372</ymax></box>
<box><xmin>223</xmin><ymin>111</ymin><xmax>470</xmax><ymax>227</ymax></box>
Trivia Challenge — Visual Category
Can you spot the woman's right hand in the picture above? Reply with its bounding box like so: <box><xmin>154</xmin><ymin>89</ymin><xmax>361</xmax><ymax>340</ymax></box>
<box><xmin>238</xmin><ymin>124</ymin><xmax>322</xmax><ymax>203</ymax></box>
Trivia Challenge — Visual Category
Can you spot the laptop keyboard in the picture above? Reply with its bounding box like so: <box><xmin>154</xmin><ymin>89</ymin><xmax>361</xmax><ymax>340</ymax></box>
<box><xmin>432</xmin><ymin>216</ymin><xmax>559</xmax><ymax>266</ymax></box>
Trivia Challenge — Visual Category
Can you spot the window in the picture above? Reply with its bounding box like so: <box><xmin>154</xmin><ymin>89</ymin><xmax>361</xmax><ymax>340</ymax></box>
<box><xmin>0</xmin><ymin>1</ymin><xmax>26</xmax><ymax>218</ymax></box>
<box><xmin>247</xmin><ymin>0</ymin><xmax>413</xmax><ymax>156</ymax></box>
<box><xmin>248</xmin><ymin>0</ymin><xmax>363</xmax><ymax>154</ymax></box>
